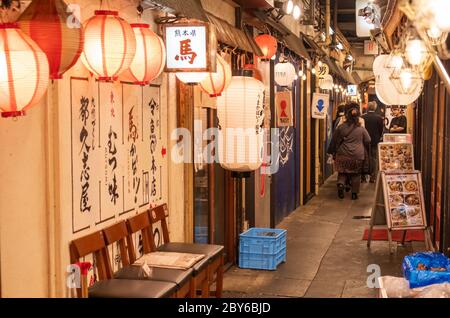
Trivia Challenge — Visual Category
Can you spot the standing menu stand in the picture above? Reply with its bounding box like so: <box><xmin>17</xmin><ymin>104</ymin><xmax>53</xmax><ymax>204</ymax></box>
<box><xmin>367</xmin><ymin>142</ymin><xmax>434</xmax><ymax>253</ymax></box>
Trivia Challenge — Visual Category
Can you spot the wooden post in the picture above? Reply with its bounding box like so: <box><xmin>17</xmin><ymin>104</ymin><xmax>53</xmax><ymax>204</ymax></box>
<box><xmin>177</xmin><ymin>81</ymin><xmax>195</xmax><ymax>243</ymax></box>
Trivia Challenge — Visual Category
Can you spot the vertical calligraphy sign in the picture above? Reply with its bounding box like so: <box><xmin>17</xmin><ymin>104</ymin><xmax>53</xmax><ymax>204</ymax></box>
<box><xmin>98</xmin><ymin>82</ymin><xmax>123</xmax><ymax>225</ymax></box>
<box><xmin>122</xmin><ymin>83</ymin><xmax>143</xmax><ymax>214</ymax></box>
<box><xmin>70</xmin><ymin>77</ymin><xmax>99</xmax><ymax>233</ymax></box>
<box><xmin>143</xmin><ymin>85</ymin><xmax>168</xmax><ymax>248</ymax></box>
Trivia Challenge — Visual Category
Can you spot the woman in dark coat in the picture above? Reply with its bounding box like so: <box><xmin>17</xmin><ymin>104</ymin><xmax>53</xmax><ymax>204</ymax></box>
<box><xmin>328</xmin><ymin>103</ymin><xmax>371</xmax><ymax>200</ymax></box>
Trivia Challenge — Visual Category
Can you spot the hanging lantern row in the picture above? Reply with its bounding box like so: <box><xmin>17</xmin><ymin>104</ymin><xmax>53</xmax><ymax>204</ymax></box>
<box><xmin>1</xmin><ymin>5</ymin><xmax>168</xmax><ymax>118</ymax></box>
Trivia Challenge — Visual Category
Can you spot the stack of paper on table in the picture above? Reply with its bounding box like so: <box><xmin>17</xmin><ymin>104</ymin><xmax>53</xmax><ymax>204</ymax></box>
<box><xmin>134</xmin><ymin>252</ymin><xmax>205</xmax><ymax>270</ymax></box>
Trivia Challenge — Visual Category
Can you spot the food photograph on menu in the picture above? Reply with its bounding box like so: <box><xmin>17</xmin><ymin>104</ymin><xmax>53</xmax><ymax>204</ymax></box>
<box><xmin>383</xmin><ymin>173</ymin><xmax>426</xmax><ymax>229</ymax></box>
<box><xmin>378</xmin><ymin>142</ymin><xmax>415</xmax><ymax>172</ymax></box>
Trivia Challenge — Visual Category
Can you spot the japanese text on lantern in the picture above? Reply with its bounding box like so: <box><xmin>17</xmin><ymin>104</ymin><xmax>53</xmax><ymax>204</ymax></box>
<box><xmin>149</xmin><ymin>98</ymin><xmax>159</xmax><ymax>200</ymax></box>
<box><xmin>128</xmin><ymin>106</ymin><xmax>140</xmax><ymax>204</ymax></box>
<box><xmin>79</xmin><ymin>96</ymin><xmax>92</xmax><ymax>213</ymax></box>
<box><xmin>165</xmin><ymin>24</ymin><xmax>208</xmax><ymax>71</ymax></box>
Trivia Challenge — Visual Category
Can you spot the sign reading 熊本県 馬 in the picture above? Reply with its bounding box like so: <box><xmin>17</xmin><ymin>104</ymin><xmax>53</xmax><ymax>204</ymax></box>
<box><xmin>311</xmin><ymin>93</ymin><xmax>329</xmax><ymax>119</ymax></box>
<box><xmin>164</xmin><ymin>23</ymin><xmax>216</xmax><ymax>72</ymax></box>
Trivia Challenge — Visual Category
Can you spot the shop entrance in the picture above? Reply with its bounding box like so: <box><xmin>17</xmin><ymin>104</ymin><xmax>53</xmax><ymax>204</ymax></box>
<box><xmin>193</xmin><ymin>106</ymin><xmax>235</xmax><ymax>264</ymax></box>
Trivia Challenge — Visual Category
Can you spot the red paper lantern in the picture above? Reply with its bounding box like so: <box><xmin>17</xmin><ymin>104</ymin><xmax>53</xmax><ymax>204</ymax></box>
<box><xmin>18</xmin><ymin>0</ymin><xmax>84</xmax><ymax>80</ymax></box>
<box><xmin>254</xmin><ymin>34</ymin><xmax>277</xmax><ymax>61</ymax></box>
<box><xmin>0</xmin><ymin>23</ymin><xmax>49</xmax><ymax>118</ymax></box>
<box><xmin>123</xmin><ymin>23</ymin><xmax>166</xmax><ymax>85</ymax></box>
<box><xmin>200</xmin><ymin>55</ymin><xmax>232</xmax><ymax>97</ymax></box>
<box><xmin>81</xmin><ymin>10</ymin><xmax>136</xmax><ymax>82</ymax></box>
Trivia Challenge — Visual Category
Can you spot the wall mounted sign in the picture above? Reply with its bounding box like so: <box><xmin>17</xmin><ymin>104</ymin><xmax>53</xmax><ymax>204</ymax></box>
<box><xmin>315</xmin><ymin>63</ymin><xmax>329</xmax><ymax>79</ymax></box>
<box><xmin>347</xmin><ymin>84</ymin><xmax>358</xmax><ymax>96</ymax></box>
<box><xmin>69</xmin><ymin>78</ymin><xmax>168</xmax><ymax>234</ymax></box>
<box><xmin>364</xmin><ymin>40</ymin><xmax>379</xmax><ymax>55</ymax></box>
<box><xmin>275</xmin><ymin>91</ymin><xmax>293</xmax><ymax>127</ymax></box>
<box><xmin>163</xmin><ymin>22</ymin><xmax>216</xmax><ymax>73</ymax></box>
<box><xmin>311</xmin><ymin>93</ymin><xmax>329</xmax><ymax>119</ymax></box>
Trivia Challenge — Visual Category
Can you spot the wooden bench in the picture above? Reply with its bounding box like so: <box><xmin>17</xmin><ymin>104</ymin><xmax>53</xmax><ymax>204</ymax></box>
<box><xmin>149</xmin><ymin>204</ymin><xmax>224</xmax><ymax>298</ymax></box>
<box><xmin>70</xmin><ymin>230</ymin><xmax>177</xmax><ymax>298</ymax></box>
<box><xmin>103</xmin><ymin>219</ymin><xmax>195</xmax><ymax>297</ymax></box>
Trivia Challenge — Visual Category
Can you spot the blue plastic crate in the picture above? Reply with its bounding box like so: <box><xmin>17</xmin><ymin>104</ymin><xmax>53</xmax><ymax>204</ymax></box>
<box><xmin>239</xmin><ymin>228</ymin><xmax>287</xmax><ymax>270</ymax></box>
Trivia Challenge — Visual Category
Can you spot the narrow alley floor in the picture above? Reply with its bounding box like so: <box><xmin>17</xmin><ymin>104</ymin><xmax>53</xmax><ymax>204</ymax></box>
<box><xmin>222</xmin><ymin>176</ymin><xmax>426</xmax><ymax>298</ymax></box>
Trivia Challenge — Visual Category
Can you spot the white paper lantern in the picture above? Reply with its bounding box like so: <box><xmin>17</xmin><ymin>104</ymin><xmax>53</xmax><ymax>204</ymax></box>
<box><xmin>274</xmin><ymin>62</ymin><xmax>296</xmax><ymax>87</ymax></box>
<box><xmin>375</xmin><ymin>66</ymin><xmax>423</xmax><ymax>105</ymax></box>
<box><xmin>373</xmin><ymin>54</ymin><xmax>389</xmax><ymax>76</ymax></box>
<box><xmin>216</xmin><ymin>75</ymin><xmax>265</xmax><ymax>172</ymax></box>
<box><xmin>319</xmin><ymin>74</ymin><xmax>334</xmax><ymax>90</ymax></box>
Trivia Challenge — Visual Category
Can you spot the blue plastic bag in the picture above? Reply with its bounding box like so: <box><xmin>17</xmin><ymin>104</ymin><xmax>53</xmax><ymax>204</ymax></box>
<box><xmin>403</xmin><ymin>252</ymin><xmax>450</xmax><ymax>288</ymax></box>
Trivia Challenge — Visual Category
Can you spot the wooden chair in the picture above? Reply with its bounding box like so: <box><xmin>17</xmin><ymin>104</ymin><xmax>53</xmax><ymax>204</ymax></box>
<box><xmin>103</xmin><ymin>220</ymin><xmax>194</xmax><ymax>298</ymax></box>
<box><xmin>70</xmin><ymin>230</ymin><xmax>177</xmax><ymax>298</ymax></box>
<box><xmin>149</xmin><ymin>204</ymin><xmax>224</xmax><ymax>298</ymax></box>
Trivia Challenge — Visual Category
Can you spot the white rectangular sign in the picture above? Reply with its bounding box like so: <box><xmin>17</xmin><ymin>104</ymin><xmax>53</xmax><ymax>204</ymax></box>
<box><xmin>164</xmin><ymin>24</ymin><xmax>209</xmax><ymax>72</ymax></box>
<box><xmin>312</xmin><ymin>93</ymin><xmax>329</xmax><ymax>119</ymax></box>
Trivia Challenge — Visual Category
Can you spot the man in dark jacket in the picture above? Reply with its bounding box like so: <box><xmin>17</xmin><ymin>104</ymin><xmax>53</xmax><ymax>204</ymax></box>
<box><xmin>362</xmin><ymin>101</ymin><xmax>384</xmax><ymax>182</ymax></box>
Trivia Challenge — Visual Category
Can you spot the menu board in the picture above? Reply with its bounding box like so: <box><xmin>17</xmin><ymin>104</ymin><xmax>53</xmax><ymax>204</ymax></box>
<box><xmin>382</xmin><ymin>172</ymin><xmax>427</xmax><ymax>230</ymax></box>
<box><xmin>378</xmin><ymin>142</ymin><xmax>414</xmax><ymax>172</ymax></box>
<box><xmin>383</xmin><ymin>134</ymin><xmax>413</xmax><ymax>143</ymax></box>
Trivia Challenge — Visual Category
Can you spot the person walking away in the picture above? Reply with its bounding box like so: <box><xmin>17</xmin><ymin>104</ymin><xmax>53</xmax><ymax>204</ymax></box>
<box><xmin>389</xmin><ymin>106</ymin><xmax>407</xmax><ymax>133</ymax></box>
<box><xmin>362</xmin><ymin>101</ymin><xmax>384</xmax><ymax>183</ymax></box>
<box><xmin>328</xmin><ymin>103</ymin><xmax>371</xmax><ymax>200</ymax></box>
<box><xmin>336</xmin><ymin>103</ymin><xmax>365</xmax><ymax>128</ymax></box>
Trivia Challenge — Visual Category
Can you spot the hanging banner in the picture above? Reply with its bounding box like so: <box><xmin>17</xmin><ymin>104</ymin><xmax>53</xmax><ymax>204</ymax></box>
<box><xmin>311</xmin><ymin>93</ymin><xmax>329</xmax><ymax>119</ymax></box>
<box><xmin>163</xmin><ymin>22</ymin><xmax>215</xmax><ymax>72</ymax></box>
<box><xmin>275</xmin><ymin>91</ymin><xmax>293</xmax><ymax>127</ymax></box>
<box><xmin>356</xmin><ymin>0</ymin><xmax>379</xmax><ymax>37</ymax></box>
<box><xmin>315</xmin><ymin>63</ymin><xmax>329</xmax><ymax>79</ymax></box>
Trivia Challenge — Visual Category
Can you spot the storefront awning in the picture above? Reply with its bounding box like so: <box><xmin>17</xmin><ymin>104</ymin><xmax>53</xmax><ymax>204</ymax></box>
<box><xmin>322</xmin><ymin>55</ymin><xmax>356</xmax><ymax>85</ymax></box>
<box><xmin>143</xmin><ymin>0</ymin><xmax>208</xmax><ymax>22</ymax></box>
<box><xmin>206</xmin><ymin>13</ymin><xmax>263</xmax><ymax>54</ymax></box>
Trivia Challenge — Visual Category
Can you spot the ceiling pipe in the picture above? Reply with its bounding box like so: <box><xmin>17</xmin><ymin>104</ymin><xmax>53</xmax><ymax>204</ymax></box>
<box><xmin>325</xmin><ymin>0</ymin><xmax>331</xmax><ymax>45</ymax></box>
<box><xmin>332</xmin><ymin>0</ymin><xmax>338</xmax><ymax>46</ymax></box>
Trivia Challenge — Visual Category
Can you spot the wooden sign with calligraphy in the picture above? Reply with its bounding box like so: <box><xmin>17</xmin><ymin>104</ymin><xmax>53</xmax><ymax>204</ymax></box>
<box><xmin>69</xmin><ymin>79</ymin><xmax>167</xmax><ymax>235</ymax></box>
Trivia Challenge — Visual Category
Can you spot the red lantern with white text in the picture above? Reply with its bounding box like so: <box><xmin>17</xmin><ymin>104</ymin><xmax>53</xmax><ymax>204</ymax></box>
<box><xmin>199</xmin><ymin>55</ymin><xmax>232</xmax><ymax>97</ymax></box>
<box><xmin>255</xmin><ymin>34</ymin><xmax>277</xmax><ymax>61</ymax></box>
<box><xmin>0</xmin><ymin>23</ymin><xmax>49</xmax><ymax>118</ymax></box>
<box><xmin>81</xmin><ymin>10</ymin><xmax>136</xmax><ymax>82</ymax></box>
<box><xmin>123</xmin><ymin>23</ymin><xmax>166</xmax><ymax>85</ymax></box>
<box><xmin>18</xmin><ymin>0</ymin><xmax>84</xmax><ymax>80</ymax></box>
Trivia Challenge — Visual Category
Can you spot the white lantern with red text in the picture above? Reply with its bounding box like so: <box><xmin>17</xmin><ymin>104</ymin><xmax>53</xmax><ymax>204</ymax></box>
<box><xmin>81</xmin><ymin>10</ymin><xmax>136</xmax><ymax>81</ymax></box>
<box><xmin>216</xmin><ymin>72</ymin><xmax>265</xmax><ymax>172</ymax></box>
<box><xmin>199</xmin><ymin>55</ymin><xmax>232</xmax><ymax>97</ymax></box>
<box><xmin>0</xmin><ymin>23</ymin><xmax>49</xmax><ymax>118</ymax></box>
